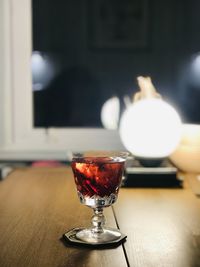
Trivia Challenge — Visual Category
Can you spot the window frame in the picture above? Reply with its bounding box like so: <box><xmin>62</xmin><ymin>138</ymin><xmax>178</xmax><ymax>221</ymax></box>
<box><xmin>0</xmin><ymin>0</ymin><xmax>123</xmax><ymax>160</ymax></box>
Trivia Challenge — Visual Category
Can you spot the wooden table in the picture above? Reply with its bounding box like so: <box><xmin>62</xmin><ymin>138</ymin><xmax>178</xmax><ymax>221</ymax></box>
<box><xmin>0</xmin><ymin>168</ymin><xmax>200</xmax><ymax>267</ymax></box>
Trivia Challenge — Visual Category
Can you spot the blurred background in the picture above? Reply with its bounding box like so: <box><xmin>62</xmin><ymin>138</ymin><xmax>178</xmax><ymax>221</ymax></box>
<box><xmin>32</xmin><ymin>0</ymin><xmax>200</xmax><ymax>128</ymax></box>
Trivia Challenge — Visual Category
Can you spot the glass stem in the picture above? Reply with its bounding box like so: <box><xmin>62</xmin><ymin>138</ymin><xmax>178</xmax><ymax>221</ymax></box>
<box><xmin>91</xmin><ymin>207</ymin><xmax>105</xmax><ymax>234</ymax></box>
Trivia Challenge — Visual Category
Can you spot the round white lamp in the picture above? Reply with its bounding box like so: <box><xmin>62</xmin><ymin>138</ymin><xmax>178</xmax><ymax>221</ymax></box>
<box><xmin>119</xmin><ymin>76</ymin><xmax>182</xmax><ymax>167</ymax></box>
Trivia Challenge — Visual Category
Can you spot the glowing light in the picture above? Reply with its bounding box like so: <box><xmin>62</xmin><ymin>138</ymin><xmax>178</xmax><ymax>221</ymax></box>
<box><xmin>191</xmin><ymin>54</ymin><xmax>200</xmax><ymax>74</ymax></box>
<box><xmin>119</xmin><ymin>98</ymin><xmax>182</xmax><ymax>158</ymax></box>
<box><xmin>189</xmin><ymin>52</ymin><xmax>200</xmax><ymax>86</ymax></box>
<box><xmin>31</xmin><ymin>51</ymin><xmax>57</xmax><ymax>91</ymax></box>
<box><xmin>101</xmin><ymin>96</ymin><xmax>120</xmax><ymax>130</ymax></box>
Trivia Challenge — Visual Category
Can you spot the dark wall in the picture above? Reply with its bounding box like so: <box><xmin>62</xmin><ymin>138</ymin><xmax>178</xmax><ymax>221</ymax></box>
<box><xmin>32</xmin><ymin>0</ymin><xmax>200</xmax><ymax>127</ymax></box>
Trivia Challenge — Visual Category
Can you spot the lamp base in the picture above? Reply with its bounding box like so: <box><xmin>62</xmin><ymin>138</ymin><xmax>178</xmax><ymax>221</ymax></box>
<box><xmin>123</xmin><ymin>157</ymin><xmax>182</xmax><ymax>188</ymax></box>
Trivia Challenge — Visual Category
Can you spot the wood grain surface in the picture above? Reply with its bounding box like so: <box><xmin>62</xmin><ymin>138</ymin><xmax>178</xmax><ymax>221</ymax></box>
<box><xmin>1</xmin><ymin>167</ymin><xmax>200</xmax><ymax>267</ymax></box>
<box><xmin>0</xmin><ymin>168</ymin><xmax>127</xmax><ymax>267</ymax></box>
<box><xmin>114</xmin><ymin>177</ymin><xmax>200</xmax><ymax>267</ymax></box>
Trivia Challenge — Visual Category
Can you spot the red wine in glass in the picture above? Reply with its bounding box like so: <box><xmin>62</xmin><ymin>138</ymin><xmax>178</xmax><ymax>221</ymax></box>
<box><xmin>69</xmin><ymin>152</ymin><xmax>128</xmax><ymax>245</ymax></box>
<box><xmin>71</xmin><ymin>156</ymin><xmax>125</xmax><ymax>207</ymax></box>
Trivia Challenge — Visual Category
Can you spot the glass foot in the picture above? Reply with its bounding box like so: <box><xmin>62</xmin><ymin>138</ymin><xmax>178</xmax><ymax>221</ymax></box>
<box><xmin>64</xmin><ymin>228</ymin><xmax>127</xmax><ymax>246</ymax></box>
<box><xmin>76</xmin><ymin>228</ymin><xmax>121</xmax><ymax>243</ymax></box>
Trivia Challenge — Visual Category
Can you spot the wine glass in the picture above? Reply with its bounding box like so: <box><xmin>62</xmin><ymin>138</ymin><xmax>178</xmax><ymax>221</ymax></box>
<box><xmin>67</xmin><ymin>151</ymin><xmax>128</xmax><ymax>245</ymax></box>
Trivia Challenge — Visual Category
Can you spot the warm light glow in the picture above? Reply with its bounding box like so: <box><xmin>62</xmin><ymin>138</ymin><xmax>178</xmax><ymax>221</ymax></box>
<box><xmin>119</xmin><ymin>98</ymin><xmax>182</xmax><ymax>158</ymax></box>
<box><xmin>101</xmin><ymin>96</ymin><xmax>120</xmax><ymax>130</ymax></box>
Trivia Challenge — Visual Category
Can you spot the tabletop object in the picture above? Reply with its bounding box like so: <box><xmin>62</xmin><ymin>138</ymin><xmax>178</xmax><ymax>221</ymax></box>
<box><xmin>0</xmin><ymin>168</ymin><xmax>200</xmax><ymax>267</ymax></box>
<box><xmin>0</xmin><ymin>168</ymin><xmax>126</xmax><ymax>267</ymax></box>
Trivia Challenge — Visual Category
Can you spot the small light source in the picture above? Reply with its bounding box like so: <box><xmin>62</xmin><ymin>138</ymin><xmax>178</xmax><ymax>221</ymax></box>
<box><xmin>31</xmin><ymin>51</ymin><xmax>57</xmax><ymax>91</ymax></box>
<box><xmin>119</xmin><ymin>76</ymin><xmax>182</xmax><ymax>187</ymax></box>
<box><xmin>119</xmin><ymin>98</ymin><xmax>182</xmax><ymax>159</ymax></box>
<box><xmin>101</xmin><ymin>96</ymin><xmax>120</xmax><ymax>130</ymax></box>
<box><xmin>119</xmin><ymin>76</ymin><xmax>182</xmax><ymax>159</ymax></box>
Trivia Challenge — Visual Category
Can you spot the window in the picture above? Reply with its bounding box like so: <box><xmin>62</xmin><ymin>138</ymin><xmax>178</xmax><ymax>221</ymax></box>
<box><xmin>0</xmin><ymin>0</ymin><xmax>123</xmax><ymax>160</ymax></box>
<box><xmin>31</xmin><ymin>0</ymin><xmax>149</xmax><ymax>128</ymax></box>
<box><xmin>1</xmin><ymin>0</ymin><xmax>199</xmax><ymax>160</ymax></box>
